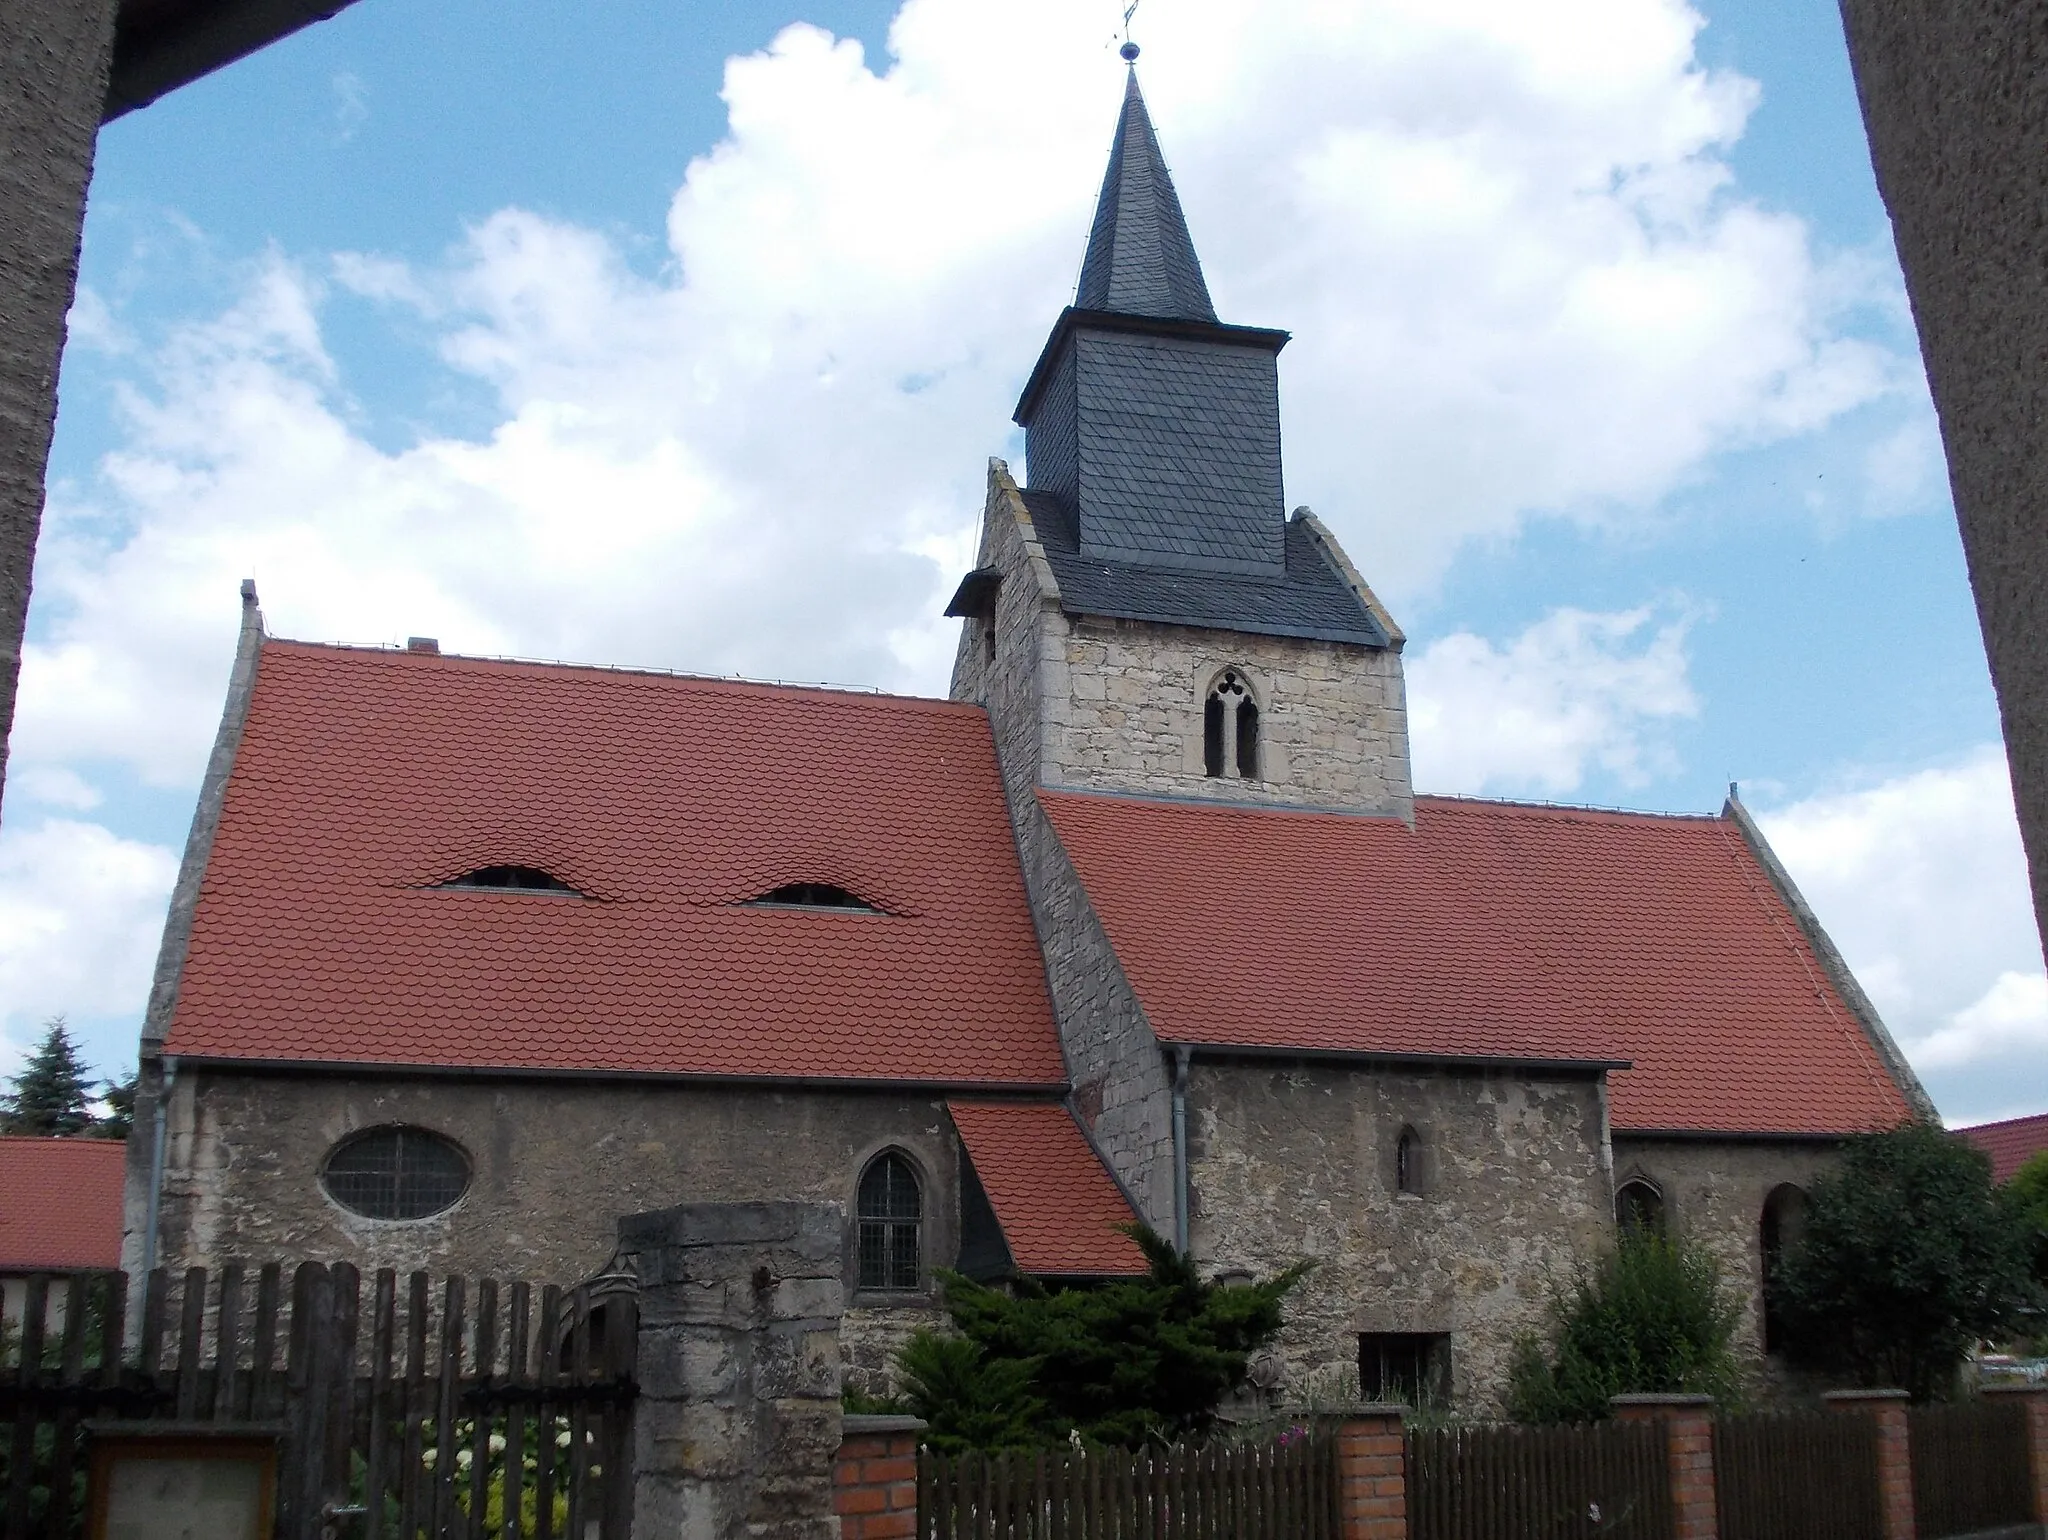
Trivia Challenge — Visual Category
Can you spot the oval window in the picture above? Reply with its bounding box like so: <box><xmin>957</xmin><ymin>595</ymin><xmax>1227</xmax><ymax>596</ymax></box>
<box><xmin>322</xmin><ymin>1127</ymin><xmax>471</xmax><ymax>1220</ymax></box>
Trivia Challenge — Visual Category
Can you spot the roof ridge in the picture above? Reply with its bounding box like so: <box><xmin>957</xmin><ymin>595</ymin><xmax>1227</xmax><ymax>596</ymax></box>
<box><xmin>262</xmin><ymin>638</ymin><xmax>984</xmax><ymax>714</ymax></box>
<box><xmin>1414</xmin><ymin>792</ymin><xmax>1724</xmax><ymax>822</ymax></box>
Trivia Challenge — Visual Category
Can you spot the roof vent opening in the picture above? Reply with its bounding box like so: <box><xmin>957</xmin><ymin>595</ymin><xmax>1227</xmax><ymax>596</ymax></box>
<box><xmin>441</xmin><ymin>865</ymin><xmax>581</xmax><ymax>895</ymax></box>
<box><xmin>746</xmin><ymin>882</ymin><xmax>881</xmax><ymax>912</ymax></box>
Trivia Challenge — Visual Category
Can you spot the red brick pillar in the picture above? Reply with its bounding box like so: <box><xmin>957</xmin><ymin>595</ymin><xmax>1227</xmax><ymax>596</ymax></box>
<box><xmin>1983</xmin><ymin>1384</ymin><xmax>2048</xmax><ymax>1524</ymax></box>
<box><xmin>1824</xmin><ymin>1389</ymin><xmax>1914</xmax><ymax>1540</ymax></box>
<box><xmin>834</xmin><ymin>1414</ymin><xmax>926</xmax><ymax>1540</ymax></box>
<box><xmin>1336</xmin><ymin>1404</ymin><xmax>1409</xmax><ymax>1540</ymax></box>
<box><xmin>1611</xmin><ymin>1393</ymin><xmax>1718</xmax><ymax>1540</ymax></box>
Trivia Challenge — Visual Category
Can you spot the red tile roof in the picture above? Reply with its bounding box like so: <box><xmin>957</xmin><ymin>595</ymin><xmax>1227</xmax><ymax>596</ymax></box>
<box><xmin>166</xmin><ymin>642</ymin><xmax>1064</xmax><ymax>1085</ymax></box>
<box><xmin>0</xmin><ymin>1138</ymin><xmax>126</xmax><ymax>1270</ymax></box>
<box><xmin>1960</xmin><ymin>1112</ymin><xmax>2048</xmax><ymax>1184</ymax></box>
<box><xmin>947</xmin><ymin>1101</ymin><xmax>1148</xmax><ymax>1275</ymax></box>
<box><xmin>1040</xmin><ymin>791</ymin><xmax>1914</xmax><ymax>1136</ymax></box>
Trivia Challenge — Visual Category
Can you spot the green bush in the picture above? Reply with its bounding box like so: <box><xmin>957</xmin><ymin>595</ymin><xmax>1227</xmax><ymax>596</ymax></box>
<box><xmin>894</xmin><ymin>1223</ymin><xmax>1306</xmax><ymax>1451</ymax></box>
<box><xmin>1508</xmin><ymin>1229</ymin><xmax>1742</xmax><ymax>1424</ymax></box>
<box><xmin>2005</xmin><ymin>1149</ymin><xmax>2048</xmax><ymax>1290</ymax></box>
<box><xmin>1770</xmin><ymin>1123</ymin><xmax>2037</xmax><ymax>1401</ymax></box>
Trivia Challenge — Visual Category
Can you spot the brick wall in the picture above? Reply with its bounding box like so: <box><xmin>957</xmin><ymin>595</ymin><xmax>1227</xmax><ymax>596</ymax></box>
<box><xmin>835</xmin><ymin>1417</ymin><xmax>925</xmax><ymax>1540</ymax></box>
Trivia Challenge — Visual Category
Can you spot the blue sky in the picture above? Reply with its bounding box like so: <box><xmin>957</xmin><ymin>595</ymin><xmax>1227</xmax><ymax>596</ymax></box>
<box><xmin>4</xmin><ymin>0</ymin><xmax>2041</xmax><ymax>1125</ymax></box>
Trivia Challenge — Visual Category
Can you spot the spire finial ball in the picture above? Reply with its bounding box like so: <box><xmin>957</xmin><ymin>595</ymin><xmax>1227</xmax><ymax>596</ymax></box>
<box><xmin>1120</xmin><ymin>40</ymin><xmax>1140</xmax><ymax>62</ymax></box>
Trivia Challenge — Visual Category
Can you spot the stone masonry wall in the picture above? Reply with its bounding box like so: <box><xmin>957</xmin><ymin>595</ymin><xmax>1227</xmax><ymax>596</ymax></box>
<box><xmin>1611</xmin><ymin>1136</ymin><xmax>1841</xmax><ymax>1384</ymax></box>
<box><xmin>951</xmin><ymin>463</ymin><xmax>1176</xmax><ymax>1225</ymax></box>
<box><xmin>146</xmin><ymin>1070</ymin><xmax>957</xmax><ymax>1394</ymax></box>
<box><xmin>1045</xmin><ymin>616</ymin><xmax>1412</xmax><ymax>816</ymax></box>
<box><xmin>1187</xmin><ymin>1060</ymin><xmax>1611</xmax><ymax>1416</ymax></box>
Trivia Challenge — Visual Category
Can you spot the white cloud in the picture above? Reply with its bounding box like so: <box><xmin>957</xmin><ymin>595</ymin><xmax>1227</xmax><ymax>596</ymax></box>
<box><xmin>1756</xmin><ymin>747</ymin><xmax>2048</xmax><ymax>1121</ymax></box>
<box><xmin>0</xmin><ymin>819</ymin><xmax>178</xmax><ymax>1064</ymax></box>
<box><xmin>1408</xmin><ymin>605</ymin><xmax>1698</xmax><ymax>796</ymax></box>
<box><xmin>17</xmin><ymin>0</ymin><xmax>1910</xmax><ymax>794</ymax></box>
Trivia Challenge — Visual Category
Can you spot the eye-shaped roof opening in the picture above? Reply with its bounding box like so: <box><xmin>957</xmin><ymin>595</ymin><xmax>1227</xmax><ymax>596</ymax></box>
<box><xmin>439</xmin><ymin>865</ymin><xmax>583</xmax><ymax>895</ymax></box>
<box><xmin>744</xmin><ymin>882</ymin><xmax>882</xmax><ymax>913</ymax></box>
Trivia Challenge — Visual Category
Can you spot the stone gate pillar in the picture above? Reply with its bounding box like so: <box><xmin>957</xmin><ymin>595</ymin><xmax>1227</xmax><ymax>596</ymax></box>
<box><xmin>618</xmin><ymin>1201</ymin><xmax>846</xmax><ymax>1540</ymax></box>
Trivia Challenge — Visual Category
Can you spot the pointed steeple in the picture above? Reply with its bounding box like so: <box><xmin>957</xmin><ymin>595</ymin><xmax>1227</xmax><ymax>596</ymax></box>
<box><xmin>1074</xmin><ymin>72</ymin><xmax>1217</xmax><ymax>322</ymax></box>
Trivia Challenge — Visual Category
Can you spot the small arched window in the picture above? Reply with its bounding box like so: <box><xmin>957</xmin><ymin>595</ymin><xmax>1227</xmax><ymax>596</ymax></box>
<box><xmin>322</xmin><ymin>1127</ymin><xmax>471</xmax><ymax>1220</ymax></box>
<box><xmin>1204</xmin><ymin>670</ymin><xmax>1260</xmax><ymax>780</ymax></box>
<box><xmin>442</xmin><ymin>866</ymin><xmax>579</xmax><ymax>894</ymax></box>
<box><xmin>1761</xmin><ymin>1184</ymin><xmax>1808</xmax><ymax>1352</ymax></box>
<box><xmin>1395</xmin><ymin>1126</ymin><xmax>1425</xmax><ymax>1196</ymax></box>
<box><xmin>1616</xmin><ymin>1178</ymin><xmax>1666</xmax><ymax>1236</ymax></box>
<box><xmin>746</xmin><ymin>883</ymin><xmax>881</xmax><ymax>912</ymax></box>
<box><xmin>856</xmin><ymin>1152</ymin><xmax>922</xmax><ymax>1292</ymax></box>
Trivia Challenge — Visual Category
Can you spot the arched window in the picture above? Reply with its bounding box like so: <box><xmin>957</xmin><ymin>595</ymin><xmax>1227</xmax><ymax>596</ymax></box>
<box><xmin>322</xmin><ymin>1128</ymin><xmax>471</xmax><ymax>1220</ymax></box>
<box><xmin>441</xmin><ymin>866</ymin><xmax>580</xmax><ymax>894</ymax></box>
<box><xmin>1616</xmin><ymin>1178</ymin><xmax>1666</xmax><ymax>1236</ymax></box>
<box><xmin>1204</xmin><ymin>670</ymin><xmax>1260</xmax><ymax>780</ymax></box>
<box><xmin>746</xmin><ymin>883</ymin><xmax>881</xmax><ymax>912</ymax></box>
<box><xmin>1395</xmin><ymin>1126</ymin><xmax>1425</xmax><ymax>1196</ymax></box>
<box><xmin>856</xmin><ymin>1152</ymin><xmax>922</xmax><ymax>1292</ymax></box>
<box><xmin>1761</xmin><ymin>1184</ymin><xmax>1808</xmax><ymax>1353</ymax></box>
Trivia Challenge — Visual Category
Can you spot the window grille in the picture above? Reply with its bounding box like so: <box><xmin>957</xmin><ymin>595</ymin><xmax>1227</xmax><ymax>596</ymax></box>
<box><xmin>1358</xmin><ymin>1332</ymin><xmax>1449</xmax><ymax>1406</ymax></box>
<box><xmin>856</xmin><ymin>1152</ymin><xmax>922</xmax><ymax>1291</ymax></box>
<box><xmin>322</xmin><ymin>1127</ymin><xmax>471</xmax><ymax>1220</ymax></box>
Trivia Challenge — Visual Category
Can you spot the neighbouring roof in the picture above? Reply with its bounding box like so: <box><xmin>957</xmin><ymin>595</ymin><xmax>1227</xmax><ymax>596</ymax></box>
<box><xmin>107</xmin><ymin>0</ymin><xmax>368</xmax><ymax>121</ymax></box>
<box><xmin>1025</xmin><ymin>491</ymin><xmax>1390</xmax><ymax>647</ymax></box>
<box><xmin>0</xmin><ymin>1138</ymin><xmax>126</xmax><ymax>1271</ymax></box>
<box><xmin>1075</xmin><ymin>71</ymin><xmax>1215</xmax><ymax>322</ymax></box>
<box><xmin>947</xmin><ymin>1102</ymin><xmax>1148</xmax><ymax>1276</ymax></box>
<box><xmin>1960</xmin><ymin>1111</ymin><xmax>2048</xmax><ymax>1184</ymax></box>
<box><xmin>1040</xmin><ymin>791</ymin><xmax>1915</xmax><ymax>1136</ymax></box>
<box><xmin>164</xmin><ymin>641</ymin><xmax>1064</xmax><ymax>1085</ymax></box>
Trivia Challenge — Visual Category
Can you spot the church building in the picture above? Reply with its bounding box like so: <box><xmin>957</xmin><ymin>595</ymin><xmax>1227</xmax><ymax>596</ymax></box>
<box><xmin>122</xmin><ymin>72</ymin><xmax>1930</xmax><ymax>1413</ymax></box>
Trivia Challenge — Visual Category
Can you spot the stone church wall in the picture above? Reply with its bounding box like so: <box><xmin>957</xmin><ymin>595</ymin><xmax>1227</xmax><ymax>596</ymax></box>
<box><xmin>1186</xmin><ymin>1060</ymin><xmax>1611</xmax><ymax>1417</ymax></box>
<box><xmin>1610</xmin><ymin>1135</ymin><xmax>1842</xmax><ymax>1382</ymax></box>
<box><xmin>141</xmin><ymin>1069</ymin><xmax>961</xmax><ymax>1393</ymax></box>
<box><xmin>951</xmin><ymin>465</ymin><xmax>1178</xmax><ymax>1229</ymax></box>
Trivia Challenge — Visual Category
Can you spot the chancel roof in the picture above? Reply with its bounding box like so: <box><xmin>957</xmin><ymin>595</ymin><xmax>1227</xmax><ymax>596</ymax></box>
<box><xmin>949</xmin><ymin>1102</ymin><xmax>1148</xmax><ymax>1276</ymax></box>
<box><xmin>163</xmin><ymin>641</ymin><xmax>1066</xmax><ymax>1086</ymax></box>
<box><xmin>1040</xmin><ymin>790</ymin><xmax>1918</xmax><ymax>1137</ymax></box>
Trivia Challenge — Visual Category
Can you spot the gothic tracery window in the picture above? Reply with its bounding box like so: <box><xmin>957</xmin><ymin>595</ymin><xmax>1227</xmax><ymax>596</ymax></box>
<box><xmin>1204</xmin><ymin>670</ymin><xmax>1260</xmax><ymax>780</ymax></box>
<box><xmin>856</xmin><ymin>1151</ymin><xmax>922</xmax><ymax>1292</ymax></box>
<box><xmin>1616</xmin><ymin>1178</ymin><xmax>1666</xmax><ymax>1236</ymax></box>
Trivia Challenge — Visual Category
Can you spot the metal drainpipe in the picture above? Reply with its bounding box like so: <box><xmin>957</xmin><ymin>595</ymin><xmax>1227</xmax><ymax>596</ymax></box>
<box><xmin>1172</xmin><ymin>1045</ymin><xmax>1192</xmax><ymax>1254</ymax></box>
<box><xmin>143</xmin><ymin>1056</ymin><xmax>178</xmax><ymax>1276</ymax></box>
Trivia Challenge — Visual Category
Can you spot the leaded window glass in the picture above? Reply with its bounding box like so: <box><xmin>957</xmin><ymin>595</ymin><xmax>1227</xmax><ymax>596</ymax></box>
<box><xmin>857</xmin><ymin>1152</ymin><xmax>922</xmax><ymax>1291</ymax></box>
<box><xmin>322</xmin><ymin>1128</ymin><xmax>471</xmax><ymax>1220</ymax></box>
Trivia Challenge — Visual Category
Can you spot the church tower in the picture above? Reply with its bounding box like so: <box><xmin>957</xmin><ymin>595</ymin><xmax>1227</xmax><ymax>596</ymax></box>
<box><xmin>948</xmin><ymin>71</ymin><xmax>1412</xmax><ymax>819</ymax></box>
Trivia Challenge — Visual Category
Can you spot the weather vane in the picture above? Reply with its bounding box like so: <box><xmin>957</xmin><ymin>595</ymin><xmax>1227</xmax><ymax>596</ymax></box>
<box><xmin>1119</xmin><ymin>0</ymin><xmax>1141</xmax><ymax>63</ymax></box>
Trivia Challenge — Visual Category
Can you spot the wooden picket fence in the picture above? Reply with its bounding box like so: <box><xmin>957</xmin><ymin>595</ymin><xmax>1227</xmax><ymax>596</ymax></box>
<box><xmin>1713</xmin><ymin>1411</ymin><xmax>1883</xmax><ymax>1540</ymax></box>
<box><xmin>0</xmin><ymin>1262</ymin><xmax>637</xmax><ymax>1540</ymax></box>
<box><xmin>1909</xmin><ymin>1397</ymin><xmax>2034</xmax><ymax>1538</ymax></box>
<box><xmin>918</xmin><ymin>1429</ymin><xmax>1337</xmax><ymax>1540</ymax></box>
<box><xmin>1405</xmin><ymin>1421</ymin><xmax>1675</xmax><ymax>1540</ymax></box>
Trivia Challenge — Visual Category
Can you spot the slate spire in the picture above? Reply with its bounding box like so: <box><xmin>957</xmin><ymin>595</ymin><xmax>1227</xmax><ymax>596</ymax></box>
<box><xmin>1074</xmin><ymin>71</ymin><xmax>1217</xmax><ymax>322</ymax></box>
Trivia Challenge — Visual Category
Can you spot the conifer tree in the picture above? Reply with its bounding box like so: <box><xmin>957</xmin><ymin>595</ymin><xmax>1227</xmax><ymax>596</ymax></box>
<box><xmin>1</xmin><ymin>1015</ymin><xmax>96</xmax><ymax>1136</ymax></box>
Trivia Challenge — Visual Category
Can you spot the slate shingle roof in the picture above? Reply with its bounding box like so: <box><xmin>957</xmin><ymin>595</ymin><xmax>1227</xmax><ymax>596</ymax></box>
<box><xmin>947</xmin><ymin>1102</ymin><xmax>1148</xmax><ymax>1276</ymax></box>
<box><xmin>164</xmin><ymin>642</ymin><xmax>1066</xmax><ymax>1085</ymax></box>
<box><xmin>1960</xmin><ymin>1111</ymin><xmax>2048</xmax><ymax>1183</ymax></box>
<box><xmin>1040</xmin><ymin>790</ymin><xmax>1915</xmax><ymax>1136</ymax></box>
<box><xmin>1074</xmin><ymin>71</ymin><xmax>1215</xmax><ymax>322</ymax></box>
<box><xmin>1025</xmin><ymin>491</ymin><xmax>1388</xmax><ymax>646</ymax></box>
<box><xmin>0</xmin><ymin>1138</ymin><xmax>125</xmax><ymax>1271</ymax></box>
